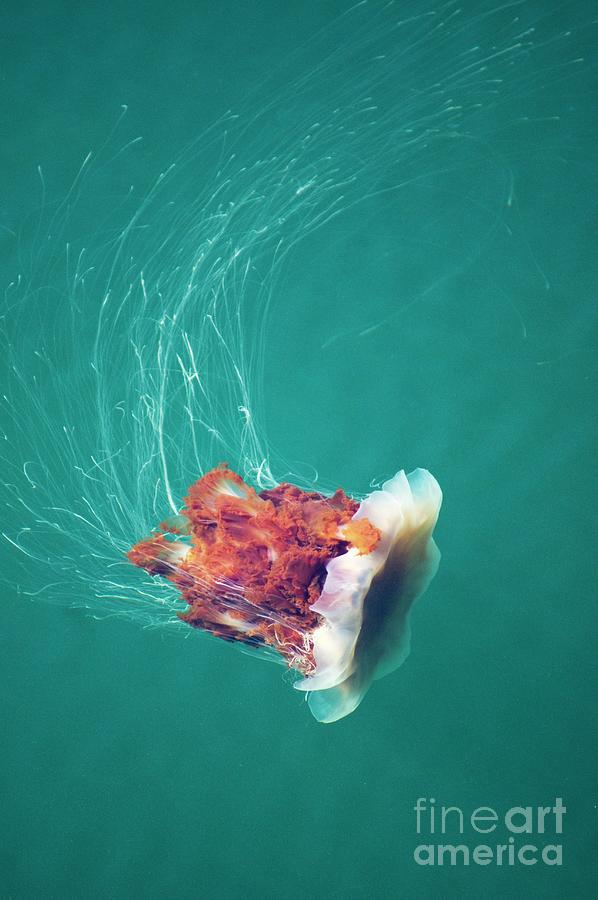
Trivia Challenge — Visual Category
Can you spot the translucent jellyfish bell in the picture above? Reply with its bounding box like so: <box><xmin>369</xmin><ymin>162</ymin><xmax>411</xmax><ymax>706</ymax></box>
<box><xmin>295</xmin><ymin>469</ymin><xmax>442</xmax><ymax>722</ymax></box>
<box><xmin>128</xmin><ymin>464</ymin><xmax>442</xmax><ymax>723</ymax></box>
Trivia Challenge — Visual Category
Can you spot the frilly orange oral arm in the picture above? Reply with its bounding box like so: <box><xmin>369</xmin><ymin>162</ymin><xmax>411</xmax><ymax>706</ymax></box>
<box><xmin>127</xmin><ymin>464</ymin><xmax>380</xmax><ymax>670</ymax></box>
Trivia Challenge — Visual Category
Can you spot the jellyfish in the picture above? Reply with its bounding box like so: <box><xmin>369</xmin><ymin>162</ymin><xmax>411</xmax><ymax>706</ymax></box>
<box><xmin>0</xmin><ymin>2</ymin><xmax>586</xmax><ymax>724</ymax></box>
<box><xmin>128</xmin><ymin>463</ymin><xmax>441</xmax><ymax>722</ymax></box>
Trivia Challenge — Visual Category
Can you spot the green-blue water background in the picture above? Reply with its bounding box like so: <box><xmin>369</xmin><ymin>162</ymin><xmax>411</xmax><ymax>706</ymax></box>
<box><xmin>1</xmin><ymin>1</ymin><xmax>597</xmax><ymax>898</ymax></box>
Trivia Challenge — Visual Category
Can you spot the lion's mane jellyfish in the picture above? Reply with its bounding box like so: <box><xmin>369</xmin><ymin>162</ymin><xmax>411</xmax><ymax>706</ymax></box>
<box><xmin>5</xmin><ymin>1</ymin><xmax>586</xmax><ymax>724</ymax></box>
<box><xmin>128</xmin><ymin>463</ymin><xmax>442</xmax><ymax>722</ymax></box>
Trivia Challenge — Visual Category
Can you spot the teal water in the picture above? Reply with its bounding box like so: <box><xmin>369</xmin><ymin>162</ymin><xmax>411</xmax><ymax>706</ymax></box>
<box><xmin>1</xmin><ymin>2</ymin><xmax>597</xmax><ymax>898</ymax></box>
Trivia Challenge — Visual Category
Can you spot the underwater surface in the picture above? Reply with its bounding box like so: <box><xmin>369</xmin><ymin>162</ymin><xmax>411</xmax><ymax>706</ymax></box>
<box><xmin>1</xmin><ymin>1</ymin><xmax>597</xmax><ymax>898</ymax></box>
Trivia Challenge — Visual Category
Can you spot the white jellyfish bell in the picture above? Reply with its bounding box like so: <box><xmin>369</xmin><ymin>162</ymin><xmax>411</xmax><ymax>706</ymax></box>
<box><xmin>296</xmin><ymin>469</ymin><xmax>442</xmax><ymax>722</ymax></box>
